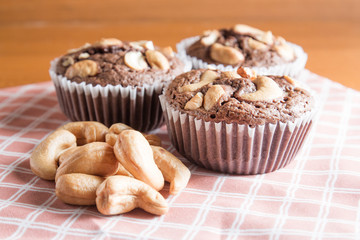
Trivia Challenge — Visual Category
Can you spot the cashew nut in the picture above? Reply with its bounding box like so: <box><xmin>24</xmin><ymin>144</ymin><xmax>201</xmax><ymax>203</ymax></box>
<box><xmin>237</xmin><ymin>67</ymin><xmax>257</xmax><ymax>80</ymax></box>
<box><xmin>203</xmin><ymin>85</ymin><xmax>226</xmax><ymax>111</ymax></box>
<box><xmin>105</xmin><ymin>123</ymin><xmax>134</xmax><ymax>146</ymax></box>
<box><xmin>58</xmin><ymin>121</ymin><xmax>108</xmax><ymax>146</ymax></box>
<box><xmin>96</xmin><ymin>175</ymin><xmax>169</xmax><ymax>215</ymax></box>
<box><xmin>65</xmin><ymin>60</ymin><xmax>99</xmax><ymax>79</ymax></box>
<box><xmin>55</xmin><ymin>142</ymin><xmax>119</xmax><ymax>181</ymax></box>
<box><xmin>200</xmin><ymin>30</ymin><xmax>220</xmax><ymax>46</ymax></box>
<box><xmin>129</xmin><ymin>40</ymin><xmax>155</xmax><ymax>50</ymax></box>
<box><xmin>78</xmin><ymin>52</ymin><xmax>90</xmax><ymax>59</ymax></box>
<box><xmin>151</xmin><ymin>146</ymin><xmax>191</xmax><ymax>195</ymax></box>
<box><xmin>94</xmin><ymin>38</ymin><xmax>123</xmax><ymax>47</ymax></box>
<box><xmin>159</xmin><ymin>46</ymin><xmax>174</xmax><ymax>58</ymax></box>
<box><xmin>233</xmin><ymin>24</ymin><xmax>264</xmax><ymax>36</ymax></box>
<box><xmin>30</xmin><ymin>129</ymin><xmax>76</xmax><ymax>180</ymax></box>
<box><xmin>184</xmin><ymin>92</ymin><xmax>204</xmax><ymax>110</ymax></box>
<box><xmin>240</xmin><ymin>76</ymin><xmax>284</xmax><ymax>101</ymax></box>
<box><xmin>210</xmin><ymin>43</ymin><xmax>245</xmax><ymax>65</ymax></box>
<box><xmin>57</xmin><ymin>142</ymin><xmax>132</xmax><ymax>177</ymax></box>
<box><xmin>56</xmin><ymin>173</ymin><xmax>104</xmax><ymax>205</ymax></box>
<box><xmin>113</xmin><ymin>130</ymin><xmax>164</xmax><ymax>191</ymax></box>
<box><xmin>247</xmin><ymin>38</ymin><xmax>268</xmax><ymax>51</ymax></box>
<box><xmin>259</xmin><ymin>31</ymin><xmax>274</xmax><ymax>45</ymax></box>
<box><xmin>179</xmin><ymin>70</ymin><xmax>219</xmax><ymax>93</ymax></box>
<box><xmin>105</xmin><ymin>123</ymin><xmax>161</xmax><ymax>147</ymax></box>
<box><xmin>61</xmin><ymin>56</ymin><xmax>74</xmax><ymax>67</ymax></box>
<box><xmin>124</xmin><ymin>51</ymin><xmax>149</xmax><ymax>71</ymax></box>
<box><xmin>145</xmin><ymin>50</ymin><xmax>170</xmax><ymax>71</ymax></box>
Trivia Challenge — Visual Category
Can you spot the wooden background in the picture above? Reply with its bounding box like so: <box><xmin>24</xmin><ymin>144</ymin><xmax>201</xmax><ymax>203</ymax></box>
<box><xmin>1</xmin><ymin>0</ymin><xmax>360</xmax><ymax>90</ymax></box>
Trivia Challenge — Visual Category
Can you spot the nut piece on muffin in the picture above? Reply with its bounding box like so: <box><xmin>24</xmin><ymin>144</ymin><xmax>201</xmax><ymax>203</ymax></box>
<box><xmin>177</xmin><ymin>24</ymin><xmax>307</xmax><ymax>77</ymax></box>
<box><xmin>50</xmin><ymin>38</ymin><xmax>190</xmax><ymax>132</ymax></box>
<box><xmin>160</xmin><ymin>68</ymin><xmax>317</xmax><ymax>175</ymax></box>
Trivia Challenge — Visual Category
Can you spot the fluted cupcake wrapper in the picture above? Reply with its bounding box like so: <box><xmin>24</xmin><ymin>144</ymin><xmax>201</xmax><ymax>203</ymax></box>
<box><xmin>176</xmin><ymin>36</ymin><xmax>308</xmax><ymax>78</ymax></box>
<box><xmin>159</xmin><ymin>95</ymin><xmax>317</xmax><ymax>175</ymax></box>
<box><xmin>49</xmin><ymin>58</ymin><xmax>191</xmax><ymax>132</ymax></box>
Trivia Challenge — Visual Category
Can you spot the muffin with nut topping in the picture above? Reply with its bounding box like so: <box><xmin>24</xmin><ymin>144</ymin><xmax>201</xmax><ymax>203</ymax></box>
<box><xmin>159</xmin><ymin>68</ymin><xmax>317</xmax><ymax>174</ymax></box>
<box><xmin>50</xmin><ymin>38</ymin><xmax>191</xmax><ymax>132</ymax></box>
<box><xmin>177</xmin><ymin>24</ymin><xmax>307</xmax><ymax>77</ymax></box>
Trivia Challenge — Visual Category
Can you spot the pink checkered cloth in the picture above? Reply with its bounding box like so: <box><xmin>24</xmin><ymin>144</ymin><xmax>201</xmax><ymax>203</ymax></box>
<box><xmin>0</xmin><ymin>70</ymin><xmax>359</xmax><ymax>239</ymax></box>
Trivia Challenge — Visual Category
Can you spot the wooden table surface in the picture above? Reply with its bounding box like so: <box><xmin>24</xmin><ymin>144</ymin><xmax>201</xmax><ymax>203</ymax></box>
<box><xmin>1</xmin><ymin>0</ymin><xmax>360</xmax><ymax>90</ymax></box>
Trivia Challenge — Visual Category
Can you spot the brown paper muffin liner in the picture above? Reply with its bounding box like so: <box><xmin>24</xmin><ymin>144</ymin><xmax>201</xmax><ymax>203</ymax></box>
<box><xmin>49</xmin><ymin>58</ymin><xmax>191</xmax><ymax>132</ymax></box>
<box><xmin>176</xmin><ymin>36</ymin><xmax>308</xmax><ymax>78</ymax></box>
<box><xmin>159</xmin><ymin>95</ymin><xmax>317</xmax><ymax>175</ymax></box>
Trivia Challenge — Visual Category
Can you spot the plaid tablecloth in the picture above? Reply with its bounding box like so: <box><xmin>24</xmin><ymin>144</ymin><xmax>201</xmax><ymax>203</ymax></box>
<box><xmin>0</xmin><ymin>70</ymin><xmax>359</xmax><ymax>240</ymax></box>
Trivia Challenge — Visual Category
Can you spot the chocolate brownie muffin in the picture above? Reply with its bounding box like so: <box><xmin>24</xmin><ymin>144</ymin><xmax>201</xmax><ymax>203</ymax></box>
<box><xmin>177</xmin><ymin>24</ymin><xmax>307</xmax><ymax>77</ymax></box>
<box><xmin>50</xmin><ymin>38</ymin><xmax>190</xmax><ymax>131</ymax></box>
<box><xmin>159</xmin><ymin>68</ymin><xmax>317</xmax><ymax>174</ymax></box>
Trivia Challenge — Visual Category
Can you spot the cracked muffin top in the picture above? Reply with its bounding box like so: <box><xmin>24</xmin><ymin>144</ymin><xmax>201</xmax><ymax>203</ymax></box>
<box><xmin>164</xmin><ymin>68</ymin><xmax>314</xmax><ymax>125</ymax></box>
<box><xmin>186</xmin><ymin>24</ymin><xmax>299</xmax><ymax>68</ymax></box>
<box><xmin>55</xmin><ymin>38</ymin><xmax>186</xmax><ymax>87</ymax></box>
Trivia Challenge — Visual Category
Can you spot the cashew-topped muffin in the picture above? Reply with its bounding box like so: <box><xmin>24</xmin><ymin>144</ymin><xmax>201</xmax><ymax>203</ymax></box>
<box><xmin>55</xmin><ymin>39</ymin><xmax>185</xmax><ymax>87</ymax></box>
<box><xmin>159</xmin><ymin>68</ymin><xmax>317</xmax><ymax>175</ymax></box>
<box><xmin>165</xmin><ymin>69</ymin><xmax>313</xmax><ymax>125</ymax></box>
<box><xmin>177</xmin><ymin>24</ymin><xmax>307</xmax><ymax>77</ymax></box>
<box><xmin>50</xmin><ymin>38</ymin><xmax>191</xmax><ymax>132</ymax></box>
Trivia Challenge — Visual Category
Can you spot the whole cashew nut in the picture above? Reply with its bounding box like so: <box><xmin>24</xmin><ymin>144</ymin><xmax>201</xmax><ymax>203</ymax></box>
<box><xmin>106</xmin><ymin>123</ymin><xmax>161</xmax><ymax>147</ymax></box>
<box><xmin>105</xmin><ymin>123</ymin><xmax>133</xmax><ymax>146</ymax></box>
<box><xmin>113</xmin><ymin>130</ymin><xmax>164</xmax><ymax>191</ymax></box>
<box><xmin>151</xmin><ymin>146</ymin><xmax>191</xmax><ymax>195</ymax></box>
<box><xmin>240</xmin><ymin>76</ymin><xmax>284</xmax><ymax>101</ymax></box>
<box><xmin>56</xmin><ymin>173</ymin><xmax>104</xmax><ymax>205</ymax></box>
<box><xmin>96</xmin><ymin>175</ymin><xmax>169</xmax><ymax>215</ymax></box>
<box><xmin>55</xmin><ymin>142</ymin><xmax>119</xmax><ymax>181</ymax></box>
<box><xmin>30</xmin><ymin>129</ymin><xmax>76</xmax><ymax>180</ymax></box>
<box><xmin>145</xmin><ymin>50</ymin><xmax>170</xmax><ymax>71</ymax></box>
<box><xmin>58</xmin><ymin>121</ymin><xmax>108</xmax><ymax>146</ymax></box>
<box><xmin>210</xmin><ymin>43</ymin><xmax>244</xmax><ymax>65</ymax></box>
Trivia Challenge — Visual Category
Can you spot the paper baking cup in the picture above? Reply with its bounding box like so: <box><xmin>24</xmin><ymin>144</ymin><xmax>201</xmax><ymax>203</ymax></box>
<box><xmin>159</xmin><ymin>95</ymin><xmax>317</xmax><ymax>175</ymax></box>
<box><xmin>49</xmin><ymin>58</ymin><xmax>191</xmax><ymax>132</ymax></box>
<box><xmin>176</xmin><ymin>36</ymin><xmax>308</xmax><ymax>78</ymax></box>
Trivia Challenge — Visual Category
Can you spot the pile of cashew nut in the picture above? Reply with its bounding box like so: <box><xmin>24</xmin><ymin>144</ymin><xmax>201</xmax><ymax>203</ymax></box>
<box><xmin>30</xmin><ymin>121</ymin><xmax>191</xmax><ymax>216</ymax></box>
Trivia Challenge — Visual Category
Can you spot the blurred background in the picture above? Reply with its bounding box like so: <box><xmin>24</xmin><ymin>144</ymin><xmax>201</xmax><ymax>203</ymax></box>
<box><xmin>1</xmin><ymin>0</ymin><xmax>359</xmax><ymax>90</ymax></box>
